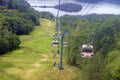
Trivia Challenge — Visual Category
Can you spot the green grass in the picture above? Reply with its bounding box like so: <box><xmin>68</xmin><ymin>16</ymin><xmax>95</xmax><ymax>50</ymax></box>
<box><xmin>0</xmin><ymin>19</ymin><xmax>82</xmax><ymax>80</ymax></box>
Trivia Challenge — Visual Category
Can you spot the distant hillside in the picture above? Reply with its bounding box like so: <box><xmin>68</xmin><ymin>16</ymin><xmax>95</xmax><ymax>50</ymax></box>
<box><xmin>54</xmin><ymin>3</ymin><xmax>82</xmax><ymax>12</ymax></box>
<box><xmin>76</xmin><ymin>0</ymin><xmax>120</xmax><ymax>4</ymax></box>
<box><xmin>76</xmin><ymin>0</ymin><xmax>100</xmax><ymax>3</ymax></box>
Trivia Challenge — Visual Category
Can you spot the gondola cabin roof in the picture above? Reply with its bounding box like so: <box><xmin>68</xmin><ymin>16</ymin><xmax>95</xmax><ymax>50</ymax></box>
<box><xmin>52</xmin><ymin>40</ymin><xmax>58</xmax><ymax>43</ymax></box>
<box><xmin>82</xmin><ymin>44</ymin><xmax>93</xmax><ymax>49</ymax></box>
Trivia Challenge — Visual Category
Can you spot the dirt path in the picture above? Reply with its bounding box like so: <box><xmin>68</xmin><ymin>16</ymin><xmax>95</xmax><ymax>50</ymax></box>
<box><xmin>23</xmin><ymin>54</ymin><xmax>49</xmax><ymax>80</ymax></box>
<box><xmin>41</xmin><ymin>55</ymin><xmax>49</xmax><ymax>61</ymax></box>
<box><xmin>23</xmin><ymin>69</ymin><xmax>35</xmax><ymax>79</ymax></box>
<box><xmin>48</xmin><ymin>21</ymin><xmax>52</xmax><ymax>28</ymax></box>
<box><xmin>34</xmin><ymin>62</ymin><xmax>41</xmax><ymax>68</ymax></box>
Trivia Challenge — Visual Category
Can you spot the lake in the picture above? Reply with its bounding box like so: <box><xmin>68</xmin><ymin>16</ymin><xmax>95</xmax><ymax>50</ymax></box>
<box><xmin>25</xmin><ymin>0</ymin><xmax>120</xmax><ymax>16</ymax></box>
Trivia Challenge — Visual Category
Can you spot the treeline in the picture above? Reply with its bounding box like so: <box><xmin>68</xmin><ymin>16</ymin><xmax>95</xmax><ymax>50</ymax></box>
<box><xmin>60</xmin><ymin>14</ymin><xmax>120</xmax><ymax>80</ymax></box>
<box><xmin>39</xmin><ymin>11</ymin><xmax>54</xmax><ymax>20</ymax></box>
<box><xmin>0</xmin><ymin>0</ymin><xmax>40</xmax><ymax>35</ymax></box>
<box><xmin>0</xmin><ymin>0</ymin><xmax>54</xmax><ymax>54</ymax></box>
<box><xmin>0</xmin><ymin>27</ymin><xmax>20</xmax><ymax>54</ymax></box>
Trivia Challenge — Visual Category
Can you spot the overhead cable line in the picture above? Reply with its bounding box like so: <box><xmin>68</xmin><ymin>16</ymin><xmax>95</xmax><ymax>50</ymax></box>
<box><xmin>79</xmin><ymin>0</ymin><xmax>99</xmax><ymax>15</ymax></box>
<box><xmin>84</xmin><ymin>0</ymin><xmax>99</xmax><ymax>15</ymax></box>
<box><xmin>79</xmin><ymin>0</ymin><xmax>91</xmax><ymax>15</ymax></box>
<box><xmin>55</xmin><ymin>0</ymin><xmax>60</xmax><ymax>37</ymax></box>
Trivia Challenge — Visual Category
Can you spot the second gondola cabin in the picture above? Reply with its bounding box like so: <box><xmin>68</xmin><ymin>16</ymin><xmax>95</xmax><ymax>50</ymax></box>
<box><xmin>81</xmin><ymin>44</ymin><xmax>94</xmax><ymax>58</ymax></box>
<box><xmin>63</xmin><ymin>42</ymin><xmax>68</xmax><ymax>47</ymax></box>
<box><xmin>52</xmin><ymin>40</ymin><xmax>59</xmax><ymax>47</ymax></box>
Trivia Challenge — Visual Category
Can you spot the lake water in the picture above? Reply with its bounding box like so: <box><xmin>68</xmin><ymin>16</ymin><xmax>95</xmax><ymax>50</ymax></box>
<box><xmin>25</xmin><ymin>0</ymin><xmax>120</xmax><ymax>16</ymax></box>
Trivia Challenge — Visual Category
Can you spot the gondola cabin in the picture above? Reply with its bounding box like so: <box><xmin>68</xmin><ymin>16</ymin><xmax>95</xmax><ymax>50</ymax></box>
<box><xmin>63</xmin><ymin>42</ymin><xmax>68</xmax><ymax>47</ymax></box>
<box><xmin>52</xmin><ymin>40</ymin><xmax>59</xmax><ymax>47</ymax></box>
<box><xmin>81</xmin><ymin>44</ymin><xmax>94</xmax><ymax>58</ymax></box>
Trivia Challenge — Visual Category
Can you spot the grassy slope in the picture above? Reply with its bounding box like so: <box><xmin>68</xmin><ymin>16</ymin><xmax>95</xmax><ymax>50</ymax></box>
<box><xmin>0</xmin><ymin>19</ymin><xmax>82</xmax><ymax>80</ymax></box>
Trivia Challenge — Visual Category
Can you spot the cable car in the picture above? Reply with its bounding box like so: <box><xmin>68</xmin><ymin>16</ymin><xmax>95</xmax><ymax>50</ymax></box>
<box><xmin>52</xmin><ymin>40</ymin><xmax>59</xmax><ymax>47</ymax></box>
<box><xmin>63</xmin><ymin>42</ymin><xmax>68</xmax><ymax>47</ymax></box>
<box><xmin>81</xmin><ymin>44</ymin><xmax>94</xmax><ymax>58</ymax></box>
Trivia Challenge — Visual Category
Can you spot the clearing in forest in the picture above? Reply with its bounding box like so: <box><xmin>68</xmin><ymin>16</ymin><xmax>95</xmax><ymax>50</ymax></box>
<box><xmin>0</xmin><ymin>19</ymin><xmax>82</xmax><ymax>80</ymax></box>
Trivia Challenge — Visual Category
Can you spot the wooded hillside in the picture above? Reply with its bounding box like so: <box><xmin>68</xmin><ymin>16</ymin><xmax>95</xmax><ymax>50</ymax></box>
<box><xmin>0</xmin><ymin>0</ymin><xmax>40</xmax><ymax>54</ymax></box>
<box><xmin>0</xmin><ymin>0</ymin><xmax>54</xmax><ymax>54</ymax></box>
<box><xmin>60</xmin><ymin>14</ymin><xmax>120</xmax><ymax>80</ymax></box>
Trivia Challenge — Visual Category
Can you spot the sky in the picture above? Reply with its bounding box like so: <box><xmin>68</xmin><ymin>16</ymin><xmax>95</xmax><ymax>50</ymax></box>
<box><xmin>25</xmin><ymin>0</ymin><xmax>120</xmax><ymax>16</ymax></box>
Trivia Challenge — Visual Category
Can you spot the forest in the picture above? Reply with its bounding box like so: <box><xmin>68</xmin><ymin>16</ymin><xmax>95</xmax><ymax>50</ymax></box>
<box><xmin>0</xmin><ymin>0</ymin><xmax>54</xmax><ymax>54</ymax></box>
<box><xmin>60</xmin><ymin>14</ymin><xmax>120</xmax><ymax>80</ymax></box>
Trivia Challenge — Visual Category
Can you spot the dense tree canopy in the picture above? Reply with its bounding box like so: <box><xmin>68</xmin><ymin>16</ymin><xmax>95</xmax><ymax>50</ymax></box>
<box><xmin>0</xmin><ymin>26</ymin><xmax>20</xmax><ymax>54</ymax></box>
<box><xmin>0</xmin><ymin>0</ymin><xmax>40</xmax><ymax>54</ymax></box>
<box><xmin>60</xmin><ymin>14</ymin><xmax>120</xmax><ymax>80</ymax></box>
